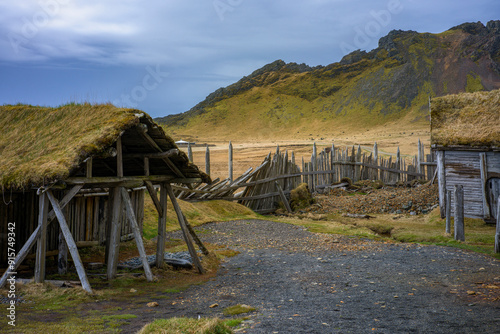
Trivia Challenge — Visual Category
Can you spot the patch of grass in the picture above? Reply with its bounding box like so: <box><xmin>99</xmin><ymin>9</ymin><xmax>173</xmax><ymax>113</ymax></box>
<box><xmin>102</xmin><ymin>314</ymin><xmax>138</xmax><ymax>329</ymax></box>
<box><xmin>224</xmin><ymin>318</ymin><xmax>244</xmax><ymax>327</ymax></box>
<box><xmin>138</xmin><ymin>317</ymin><xmax>232</xmax><ymax>334</ymax></box>
<box><xmin>223</xmin><ymin>304</ymin><xmax>256</xmax><ymax>316</ymax></box>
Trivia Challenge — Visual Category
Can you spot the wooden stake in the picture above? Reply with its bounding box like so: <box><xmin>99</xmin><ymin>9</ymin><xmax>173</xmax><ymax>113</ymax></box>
<box><xmin>228</xmin><ymin>141</ymin><xmax>233</xmax><ymax>183</ymax></box>
<box><xmin>445</xmin><ymin>190</ymin><xmax>451</xmax><ymax>234</ymax></box>
<box><xmin>184</xmin><ymin>215</ymin><xmax>210</xmax><ymax>256</ymax></box>
<box><xmin>187</xmin><ymin>142</ymin><xmax>193</xmax><ymax>163</ymax></box>
<box><xmin>205</xmin><ymin>146</ymin><xmax>210</xmax><ymax>176</ymax></box>
<box><xmin>454</xmin><ymin>185</ymin><xmax>465</xmax><ymax>241</ymax></box>
<box><xmin>495</xmin><ymin>198</ymin><xmax>500</xmax><ymax>253</ymax></box>
<box><xmin>120</xmin><ymin>187</ymin><xmax>153</xmax><ymax>281</ymax></box>
<box><xmin>46</xmin><ymin>190</ymin><xmax>93</xmax><ymax>294</ymax></box>
<box><xmin>34</xmin><ymin>192</ymin><xmax>49</xmax><ymax>283</ymax></box>
<box><xmin>116</xmin><ymin>136</ymin><xmax>123</xmax><ymax>178</ymax></box>
<box><xmin>165</xmin><ymin>184</ymin><xmax>204</xmax><ymax>274</ymax></box>
<box><xmin>479</xmin><ymin>153</ymin><xmax>491</xmax><ymax>220</ymax></box>
<box><xmin>436</xmin><ymin>151</ymin><xmax>446</xmax><ymax>218</ymax></box>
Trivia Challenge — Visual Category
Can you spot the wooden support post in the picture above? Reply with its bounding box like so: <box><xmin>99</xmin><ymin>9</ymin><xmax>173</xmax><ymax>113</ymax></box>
<box><xmin>120</xmin><ymin>188</ymin><xmax>153</xmax><ymax>281</ymax></box>
<box><xmin>145</xmin><ymin>181</ymin><xmax>162</xmax><ymax>217</ymax></box>
<box><xmin>454</xmin><ymin>185</ymin><xmax>465</xmax><ymax>241</ymax></box>
<box><xmin>373</xmin><ymin>142</ymin><xmax>378</xmax><ymax>181</ymax></box>
<box><xmin>275</xmin><ymin>181</ymin><xmax>292</xmax><ymax>213</ymax></box>
<box><xmin>106</xmin><ymin>187</ymin><xmax>122</xmax><ymax>280</ymax></box>
<box><xmin>187</xmin><ymin>142</ymin><xmax>193</xmax><ymax>163</ymax></box>
<box><xmin>417</xmin><ymin>139</ymin><xmax>422</xmax><ymax>180</ymax></box>
<box><xmin>35</xmin><ymin>192</ymin><xmax>49</xmax><ymax>283</ymax></box>
<box><xmin>165</xmin><ymin>184</ymin><xmax>204</xmax><ymax>274</ymax></box>
<box><xmin>436</xmin><ymin>151</ymin><xmax>446</xmax><ymax>218</ymax></box>
<box><xmin>495</xmin><ymin>198</ymin><xmax>500</xmax><ymax>253</ymax></box>
<box><xmin>479</xmin><ymin>153</ymin><xmax>491</xmax><ymax>220</ymax></box>
<box><xmin>396</xmin><ymin>147</ymin><xmax>401</xmax><ymax>183</ymax></box>
<box><xmin>144</xmin><ymin>157</ymin><xmax>150</xmax><ymax>176</ymax></box>
<box><xmin>156</xmin><ymin>183</ymin><xmax>168</xmax><ymax>268</ymax></box>
<box><xmin>116</xmin><ymin>136</ymin><xmax>123</xmax><ymax>178</ymax></box>
<box><xmin>445</xmin><ymin>190</ymin><xmax>452</xmax><ymax>234</ymax></box>
<box><xmin>184</xmin><ymin>214</ymin><xmax>210</xmax><ymax>256</ymax></box>
<box><xmin>205</xmin><ymin>146</ymin><xmax>210</xmax><ymax>176</ymax></box>
<box><xmin>355</xmin><ymin>145</ymin><xmax>361</xmax><ymax>182</ymax></box>
<box><xmin>0</xmin><ymin>185</ymin><xmax>82</xmax><ymax>288</ymax></box>
<box><xmin>46</xmin><ymin>190</ymin><xmax>93</xmax><ymax>294</ymax></box>
<box><xmin>228</xmin><ymin>141</ymin><xmax>233</xmax><ymax>183</ymax></box>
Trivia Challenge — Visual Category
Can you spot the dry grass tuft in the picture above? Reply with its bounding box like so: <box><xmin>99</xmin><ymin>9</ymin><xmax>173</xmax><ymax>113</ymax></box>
<box><xmin>431</xmin><ymin>89</ymin><xmax>500</xmax><ymax>147</ymax></box>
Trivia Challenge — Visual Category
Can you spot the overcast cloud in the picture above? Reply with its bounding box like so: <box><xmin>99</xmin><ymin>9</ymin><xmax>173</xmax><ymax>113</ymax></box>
<box><xmin>0</xmin><ymin>0</ymin><xmax>498</xmax><ymax>117</ymax></box>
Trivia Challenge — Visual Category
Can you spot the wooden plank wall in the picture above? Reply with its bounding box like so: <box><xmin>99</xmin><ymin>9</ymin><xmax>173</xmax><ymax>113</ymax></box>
<box><xmin>0</xmin><ymin>189</ymin><xmax>145</xmax><ymax>268</ymax></box>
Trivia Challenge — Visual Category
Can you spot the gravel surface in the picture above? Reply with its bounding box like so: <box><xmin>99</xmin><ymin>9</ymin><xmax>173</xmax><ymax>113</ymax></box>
<box><xmin>124</xmin><ymin>220</ymin><xmax>500</xmax><ymax>334</ymax></box>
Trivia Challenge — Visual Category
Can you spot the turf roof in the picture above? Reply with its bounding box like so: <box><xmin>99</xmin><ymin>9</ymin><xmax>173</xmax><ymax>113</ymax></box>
<box><xmin>0</xmin><ymin>103</ymin><xmax>175</xmax><ymax>189</ymax></box>
<box><xmin>431</xmin><ymin>89</ymin><xmax>500</xmax><ymax>148</ymax></box>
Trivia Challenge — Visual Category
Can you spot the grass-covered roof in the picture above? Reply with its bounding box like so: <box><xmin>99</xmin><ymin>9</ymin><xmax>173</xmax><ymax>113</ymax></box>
<box><xmin>0</xmin><ymin>103</ymin><xmax>202</xmax><ymax>190</ymax></box>
<box><xmin>431</xmin><ymin>89</ymin><xmax>500</xmax><ymax>148</ymax></box>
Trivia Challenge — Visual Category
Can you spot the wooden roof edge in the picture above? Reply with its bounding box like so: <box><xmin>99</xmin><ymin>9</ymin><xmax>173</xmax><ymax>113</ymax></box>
<box><xmin>431</xmin><ymin>144</ymin><xmax>500</xmax><ymax>152</ymax></box>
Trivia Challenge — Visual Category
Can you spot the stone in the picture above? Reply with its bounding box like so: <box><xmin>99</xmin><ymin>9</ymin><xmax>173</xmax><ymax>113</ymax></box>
<box><xmin>147</xmin><ymin>302</ymin><xmax>159</xmax><ymax>307</ymax></box>
<box><xmin>209</xmin><ymin>303</ymin><xmax>219</xmax><ymax>308</ymax></box>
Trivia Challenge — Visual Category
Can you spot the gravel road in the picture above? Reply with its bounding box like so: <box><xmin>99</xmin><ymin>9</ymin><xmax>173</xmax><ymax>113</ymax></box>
<box><xmin>126</xmin><ymin>220</ymin><xmax>500</xmax><ymax>334</ymax></box>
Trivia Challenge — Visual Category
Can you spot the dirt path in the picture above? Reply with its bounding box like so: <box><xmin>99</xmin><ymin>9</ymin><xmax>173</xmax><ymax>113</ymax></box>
<box><xmin>122</xmin><ymin>220</ymin><xmax>500</xmax><ymax>333</ymax></box>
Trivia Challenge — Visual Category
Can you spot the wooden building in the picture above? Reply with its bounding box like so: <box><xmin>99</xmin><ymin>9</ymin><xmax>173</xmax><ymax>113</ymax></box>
<box><xmin>0</xmin><ymin>104</ymin><xmax>210</xmax><ymax>293</ymax></box>
<box><xmin>431</xmin><ymin>89</ymin><xmax>500</xmax><ymax>223</ymax></box>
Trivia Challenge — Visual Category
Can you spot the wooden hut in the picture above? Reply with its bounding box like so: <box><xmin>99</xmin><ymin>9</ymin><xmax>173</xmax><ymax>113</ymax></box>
<box><xmin>0</xmin><ymin>104</ymin><xmax>210</xmax><ymax>293</ymax></box>
<box><xmin>431</xmin><ymin>89</ymin><xmax>500</xmax><ymax>223</ymax></box>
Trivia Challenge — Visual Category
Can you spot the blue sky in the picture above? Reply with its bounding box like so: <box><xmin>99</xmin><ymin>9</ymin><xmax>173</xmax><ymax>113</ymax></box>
<box><xmin>0</xmin><ymin>0</ymin><xmax>498</xmax><ymax>118</ymax></box>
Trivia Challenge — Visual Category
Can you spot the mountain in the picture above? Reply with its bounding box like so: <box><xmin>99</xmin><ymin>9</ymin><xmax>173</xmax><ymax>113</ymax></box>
<box><xmin>156</xmin><ymin>21</ymin><xmax>500</xmax><ymax>141</ymax></box>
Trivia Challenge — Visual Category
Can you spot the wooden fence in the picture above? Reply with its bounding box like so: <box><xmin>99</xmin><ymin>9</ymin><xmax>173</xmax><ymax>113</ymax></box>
<box><xmin>174</xmin><ymin>140</ymin><xmax>437</xmax><ymax>214</ymax></box>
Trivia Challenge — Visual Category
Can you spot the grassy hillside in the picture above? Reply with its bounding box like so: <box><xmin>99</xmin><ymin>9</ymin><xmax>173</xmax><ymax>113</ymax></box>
<box><xmin>158</xmin><ymin>21</ymin><xmax>500</xmax><ymax>142</ymax></box>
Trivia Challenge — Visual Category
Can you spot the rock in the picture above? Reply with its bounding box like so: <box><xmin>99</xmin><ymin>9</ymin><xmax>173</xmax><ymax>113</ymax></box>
<box><xmin>467</xmin><ymin>291</ymin><xmax>476</xmax><ymax>295</ymax></box>
<box><xmin>209</xmin><ymin>303</ymin><xmax>219</xmax><ymax>308</ymax></box>
<box><xmin>130</xmin><ymin>288</ymin><xmax>137</xmax><ymax>293</ymax></box>
<box><xmin>410</xmin><ymin>211</ymin><xmax>417</xmax><ymax>216</ymax></box>
<box><xmin>147</xmin><ymin>302</ymin><xmax>159</xmax><ymax>307</ymax></box>
<box><xmin>165</xmin><ymin>258</ymin><xmax>193</xmax><ymax>270</ymax></box>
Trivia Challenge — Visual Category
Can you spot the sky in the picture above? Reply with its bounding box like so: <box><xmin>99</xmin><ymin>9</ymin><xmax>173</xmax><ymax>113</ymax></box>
<box><xmin>0</xmin><ymin>0</ymin><xmax>499</xmax><ymax>119</ymax></box>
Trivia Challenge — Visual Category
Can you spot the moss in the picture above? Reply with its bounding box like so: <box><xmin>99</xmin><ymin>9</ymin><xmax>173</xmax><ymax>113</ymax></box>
<box><xmin>289</xmin><ymin>183</ymin><xmax>315</xmax><ymax>211</ymax></box>
<box><xmin>223</xmin><ymin>304</ymin><xmax>256</xmax><ymax>316</ymax></box>
<box><xmin>465</xmin><ymin>73</ymin><xmax>484</xmax><ymax>93</ymax></box>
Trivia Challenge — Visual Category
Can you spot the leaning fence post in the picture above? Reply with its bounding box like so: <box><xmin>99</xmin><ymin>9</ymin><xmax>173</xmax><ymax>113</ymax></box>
<box><xmin>495</xmin><ymin>198</ymin><xmax>500</xmax><ymax>253</ymax></box>
<box><xmin>445</xmin><ymin>189</ymin><xmax>452</xmax><ymax>234</ymax></box>
<box><xmin>454</xmin><ymin>185</ymin><xmax>465</xmax><ymax>241</ymax></box>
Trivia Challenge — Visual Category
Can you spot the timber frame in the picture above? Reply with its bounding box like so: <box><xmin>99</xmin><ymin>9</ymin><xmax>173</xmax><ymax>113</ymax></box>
<box><xmin>0</xmin><ymin>109</ymin><xmax>210</xmax><ymax>294</ymax></box>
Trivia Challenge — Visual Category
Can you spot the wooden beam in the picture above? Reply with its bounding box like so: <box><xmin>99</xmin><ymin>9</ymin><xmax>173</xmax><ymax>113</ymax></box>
<box><xmin>228</xmin><ymin>141</ymin><xmax>233</xmax><ymax>183</ymax></box>
<box><xmin>145</xmin><ymin>181</ymin><xmax>163</xmax><ymax>217</ymax></box>
<box><xmin>106</xmin><ymin>187</ymin><xmax>122</xmax><ymax>280</ymax></box>
<box><xmin>165</xmin><ymin>184</ymin><xmax>204</xmax><ymax>274</ymax></box>
<box><xmin>126</xmin><ymin>149</ymin><xmax>180</xmax><ymax>159</ymax></box>
<box><xmin>205</xmin><ymin>146</ymin><xmax>210</xmax><ymax>176</ymax></box>
<box><xmin>120</xmin><ymin>187</ymin><xmax>153</xmax><ymax>281</ymax></box>
<box><xmin>275</xmin><ymin>181</ymin><xmax>292</xmax><ymax>213</ymax></box>
<box><xmin>144</xmin><ymin>157</ymin><xmax>150</xmax><ymax>176</ymax></box>
<box><xmin>479</xmin><ymin>153</ymin><xmax>491</xmax><ymax>220</ymax></box>
<box><xmin>48</xmin><ymin>185</ymin><xmax>84</xmax><ymax>222</ymax></box>
<box><xmin>46</xmin><ymin>190</ymin><xmax>93</xmax><ymax>294</ymax></box>
<box><xmin>58</xmin><ymin>229</ymin><xmax>68</xmax><ymax>275</ymax></box>
<box><xmin>184</xmin><ymin>216</ymin><xmax>210</xmax><ymax>256</ymax></box>
<box><xmin>65</xmin><ymin>176</ymin><xmax>202</xmax><ymax>186</ymax></box>
<box><xmin>156</xmin><ymin>183</ymin><xmax>168</xmax><ymax>268</ymax></box>
<box><xmin>34</xmin><ymin>192</ymin><xmax>49</xmax><ymax>283</ymax></box>
<box><xmin>117</xmin><ymin>136</ymin><xmax>123</xmax><ymax>178</ymax></box>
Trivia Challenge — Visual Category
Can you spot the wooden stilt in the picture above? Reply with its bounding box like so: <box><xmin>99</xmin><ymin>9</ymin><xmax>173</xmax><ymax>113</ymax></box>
<box><xmin>120</xmin><ymin>187</ymin><xmax>153</xmax><ymax>281</ymax></box>
<box><xmin>107</xmin><ymin>187</ymin><xmax>122</xmax><ymax>280</ymax></box>
<box><xmin>46</xmin><ymin>190</ymin><xmax>93</xmax><ymax>294</ymax></box>
<box><xmin>34</xmin><ymin>192</ymin><xmax>49</xmax><ymax>283</ymax></box>
<box><xmin>454</xmin><ymin>185</ymin><xmax>465</xmax><ymax>241</ymax></box>
<box><xmin>165</xmin><ymin>184</ymin><xmax>204</xmax><ymax>274</ymax></box>
<box><xmin>156</xmin><ymin>183</ymin><xmax>167</xmax><ymax>268</ymax></box>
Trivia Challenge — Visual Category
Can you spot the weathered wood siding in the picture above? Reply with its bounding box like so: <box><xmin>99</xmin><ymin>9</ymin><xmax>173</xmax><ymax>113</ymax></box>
<box><xmin>442</xmin><ymin>150</ymin><xmax>500</xmax><ymax>220</ymax></box>
<box><xmin>0</xmin><ymin>189</ymin><xmax>144</xmax><ymax>268</ymax></box>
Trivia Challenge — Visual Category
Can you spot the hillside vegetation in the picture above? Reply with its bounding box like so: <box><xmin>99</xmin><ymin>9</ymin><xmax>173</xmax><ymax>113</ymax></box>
<box><xmin>157</xmin><ymin>21</ymin><xmax>500</xmax><ymax>141</ymax></box>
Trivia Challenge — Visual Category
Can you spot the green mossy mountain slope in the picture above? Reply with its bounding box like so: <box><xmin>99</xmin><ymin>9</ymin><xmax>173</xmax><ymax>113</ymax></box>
<box><xmin>157</xmin><ymin>21</ymin><xmax>500</xmax><ymax>140</ymax></box>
